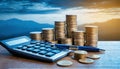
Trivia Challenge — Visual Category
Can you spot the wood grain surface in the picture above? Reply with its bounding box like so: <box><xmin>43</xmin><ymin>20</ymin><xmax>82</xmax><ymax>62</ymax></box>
<box><xmin>0</xmin><ymin>41</ymin><xmax>120</xmax><ymax>69</ymax></box>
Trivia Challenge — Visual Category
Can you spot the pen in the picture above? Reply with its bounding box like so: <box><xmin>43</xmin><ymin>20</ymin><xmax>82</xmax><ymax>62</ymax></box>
<box><xmin>55</xmin><ymin>44</ymin><xmax>105</xmax><ymax>52</ymax></box>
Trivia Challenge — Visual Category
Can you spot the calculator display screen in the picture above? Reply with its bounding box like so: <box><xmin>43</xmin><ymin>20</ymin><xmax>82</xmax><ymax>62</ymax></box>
<box><xmin>6</xmin><ymin>38</ymin><xmax>29</xmax><ymax>46</ymax></box>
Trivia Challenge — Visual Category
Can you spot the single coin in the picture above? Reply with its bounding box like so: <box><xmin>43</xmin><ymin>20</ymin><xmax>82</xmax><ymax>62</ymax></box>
<box><xmin>79</xmin><ymin>58</ymin><xmax>94</xmax><ymax>64</ymax></box>
<box><xmin>57</xmin><ymin>60</ymin><xmax>73</xmax><ymax>67</ymax></box>
<box><xmin>87</xmin><ymin>54</ymin><xmax>100</xmax><ymax>59</ymax></box>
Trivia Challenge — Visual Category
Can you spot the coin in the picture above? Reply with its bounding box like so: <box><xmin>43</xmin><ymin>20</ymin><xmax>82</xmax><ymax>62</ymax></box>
<box><xmin>85</xmin><ymin>25</ymin><xmax>98</xmax><ymax>47</ymax></box>
<box><xmin>66</xmin><ymin>15</ymin><xmax>77</xmax><ymax>38</ymax></box>
<box><xmin>30</xmin><ymin>31</ymin><xmax>42</xmax><ymax>41</ymax></box>
<box><xmin>85</xmin><ymin>26</ymin><xmax>98</xmax><ymax>33</ymax></box>
<box><xmin>42</xmin><ymin>28</ymin><xmax>54</xmax><ymax>42</ymax></box>
<box><xmin>87</xmin><ymin>54</ymin><xmax>100</xmax><ymax>59</ymax></box>
<box><xmin>79</xmin><ymin>58</ymin><xmax>94</xmax><ymax>64</ymax></box>
<box><xmin>57</xmin><ymin>60</ymin><xmax>73</xmax><ymax>67</ymax></box>
<box><xmin>74</xmin><ymin>50</ymin><xmax>88</xmax><ymax>60</ymax></box>
<box><xmin>61</xmin><ymin>38</ymin><xmax>72</xmax><ymax>45</ymax></box>
<box><xmin>72</xmin><ymin>31</ymin><xmax>85</xmax><ymax>46</ymax></box>
<box><xmin>55</xmin><ymin>21</ymin><xmax>65</xmax><ymax>40</ymax></box>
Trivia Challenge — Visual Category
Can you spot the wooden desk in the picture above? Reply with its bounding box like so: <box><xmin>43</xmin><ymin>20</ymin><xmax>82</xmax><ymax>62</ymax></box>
<box><xmin>0</xmin><ymin>41</ymin><xmax>120</xmax><ymax>69</ymax></box>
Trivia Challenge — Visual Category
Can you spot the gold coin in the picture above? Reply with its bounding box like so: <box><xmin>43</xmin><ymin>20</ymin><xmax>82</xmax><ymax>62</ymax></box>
<box><xmin>57</xmin><ymin>60</ymin><xmax>73</xmax><ymax>67</ymax></box>
<box><xmin>74</xmin><ymin>50</ymin><xmax>88</xmax><ymax>60</ymax></box>
<box><xmin>30</xmin><ymin>31</ymin><xmax>42</xmax><ymax>40</ymax></box>
<box><xmin>79</xmin><ymin>58</ymin><xmax>94</xmax><ymax>64</ymax></box>
<box><xmin>87</xmin><ymin>54</ymin><xmax>100</xmax><ymax>59</ymax></box>
<box><xmin>61</xmin><ymin>38</ymin><xmax>72</xmax><ymax>45</ymax></box>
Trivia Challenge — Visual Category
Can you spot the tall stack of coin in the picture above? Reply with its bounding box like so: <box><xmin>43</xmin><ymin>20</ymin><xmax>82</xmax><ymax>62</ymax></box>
<box><xmin>72</xmin><ymin>31</ymin><xmax>85</xmax><ymax>46</ymax></box>
<box><xmin>66</xmin><ymin>15</ymin><xmax>77</xmax><ymax>38</ymax></box>
<box><xmin>61</xmin><ymin>38</ymin><xmax>72</xmax><ymax>45</ymax></box>
<box><xmin>30</xmin><ymin>31</ymin><xmax>42</xmax><ymax>41</ymax></box>
<box><xmin>85</xmin><ymin>26</ymin><xmax>98</xmax><ymax>47</ymax></box>
<box><xmin>42</xmin><ymin>28</ymin><xmax>54</xmax><ymax>42</ymax></box>
<box><xmin>55</xmin><ymin>21</ymin><xmax>65</xmax><ymax>41</ymax></box>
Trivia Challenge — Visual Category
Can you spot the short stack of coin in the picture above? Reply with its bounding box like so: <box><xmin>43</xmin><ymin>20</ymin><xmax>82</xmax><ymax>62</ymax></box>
<box><xmin>72</xmin><ymin>31</ymin><xmax>85</xmax><ymax>46</ymax></box>
<box><xmin>42</xmin><ymin>28</ymin><xmax>54</xmax><ymax>42</ymax></box>
<box><xmin>66</xmin><ymin>15</ymin><xmax>77</xmax><ymax>38</ymax></box>
<box><xmin>30</xmin><ymin>31</ymin><xmax>42</xmax><ymax>41</ymax></box>
<box><xmin>74</xmin><ymin>50</ymin><xmax>94</xmax><ymax>64</ymax></box>
<box><xmin>55</xmin><ymin>21</ymin><xmax>66</xmax><ymax>41</ymax></box>
<box><xmin>74</xmin><ymin>50</ymin><xmax>88</xmax><ymax>60</ymax></box>
<box><xmin>85</xmin><ymin>26</ymin><xmax>98</xmax><ymax>47</ymax></box>
<box><xmin>61</xmin><ymin>38</ymin><xmax>72</xmax><ymax>45</ymax></box>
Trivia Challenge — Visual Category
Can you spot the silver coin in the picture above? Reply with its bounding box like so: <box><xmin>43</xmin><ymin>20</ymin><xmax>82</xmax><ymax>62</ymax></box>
<box><xmin>79</xmin><ymin>58</ymin><xmax>94</xmax><ymax>64</ymax></box>
<box><xmin>57</xmin><ymin>60</ymin><xmax>73</xmax><ymax>67</ymax></box>
<box><xmin>87</xmin><ymin>54</ymin><xmax>100</xmax><ymax>59</ymax></box>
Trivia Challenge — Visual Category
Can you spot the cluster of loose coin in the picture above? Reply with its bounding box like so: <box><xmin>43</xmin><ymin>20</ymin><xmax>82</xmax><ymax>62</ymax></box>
<box><xmin>73</xmin><ymin>50</ymin><xmax>100</xmax><ymax>64</ymax></box>
<box><xmin>57</xmin><ymin>50</ymin><xmax>101</xmax><ymax>67</ymax></box>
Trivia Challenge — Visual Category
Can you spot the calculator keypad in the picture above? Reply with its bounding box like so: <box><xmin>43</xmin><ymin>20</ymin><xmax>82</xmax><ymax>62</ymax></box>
<box><xmin>16</xmin><ymin>41</ymin><xmax>61</xmax><ymax>57</ymax></box>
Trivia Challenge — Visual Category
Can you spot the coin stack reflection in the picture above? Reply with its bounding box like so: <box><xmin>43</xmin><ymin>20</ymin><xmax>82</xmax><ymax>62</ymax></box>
<box><xmin>73</xmin><ymin>31</ymin><xmax>85</xmax><ymax>46</ymax></box>
<box><xmin>55</xmin><ymin>21</ymin><xmax>65</xmax><ymax>41</ymax></box>
<box><xmin>30</xmin><ymin>31</ymin><xmax>42</xmax><ymax>41</ymax></box>
<box><xmin>66</xmin><ymin>15</ymin><xmax>77</xmax><ymax>38</ymax></box>
<box><xmin>85</xmin><ymin>26</ymin><xmax>98</xmax><ymax>47</ymax></box>
<box><xmin>42</xmin><ymin>28</ymin><xmax>54</xmax><ymax>42</ymax></box>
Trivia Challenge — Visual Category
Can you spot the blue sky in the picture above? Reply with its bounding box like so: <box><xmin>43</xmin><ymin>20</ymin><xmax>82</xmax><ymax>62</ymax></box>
<box><xmin>0</xmin><ymin>0</ymin><xmax>120</xmax><ymax>25</ymax></box>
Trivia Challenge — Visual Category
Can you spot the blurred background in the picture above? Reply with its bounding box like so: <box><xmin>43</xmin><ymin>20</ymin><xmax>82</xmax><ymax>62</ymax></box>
<box><xmin>0</xmin><ymin>0</ymin><xmax>120</xmax><ymax>40</ymax></box>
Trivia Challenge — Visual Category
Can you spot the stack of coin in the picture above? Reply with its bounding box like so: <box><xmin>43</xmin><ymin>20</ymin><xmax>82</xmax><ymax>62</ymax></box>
<box><xmin>66</xmin><ymin>15</ymin><xmax>77</xmax><ymax>38</ymax></box>
<box><xmin>74</xmin><ymin>50</ymin><xmax>88</xmax><ymax>60</ymax></box>
<box><xmin>74</xmin><ymin>50</ymin><xmax>94</xmax><ymax>64</ymax></box>
<box><xmin>61</xmin><ymin>38</ymin><xmax>72</xmax><ymax>45</ymax></box>
<box><xmin>30</xmin><ymin>31</ymin><xmax>42</xmax><ymax>41</ymax></box>
<box><xmin>85</xmin><ymin>26</ymin><xmax>98</xmax><ymax>47</ymax></box>
<box><xmin>72</xmin><ymin>31</ymin><xmax>85</xmax><ymax>46</ymax></box>
<box><xmin>42</xmin><ymin>28</ymin><xmax>54</xmax><ymax>42</ymax></box>
<box><xmin>55</xmin><ymin>21</ymin><xmax>66</xmax><ymax>40</ymax></box>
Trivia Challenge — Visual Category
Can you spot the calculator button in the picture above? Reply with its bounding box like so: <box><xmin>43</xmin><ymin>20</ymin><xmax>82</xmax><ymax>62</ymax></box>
<box><xmin>45</xmin><ymin>52</ymin><xmax>55</xmax><ymax>57</ymax></box>
<box><xmin>32</xmin><ymin>49</ymin><xmax>40</xmax><ymax>53</ymax></box>
<box><xmin>27</xmin><ymin>45</ymin><xmax>34</xmax><ymax>48</ymax></box>
<box><xmin>39</xmin><ymin>51</ymin><xmax>47</xmax><ymax>55</ymax></box>
<box><xmin>17</xmin><ymin>46</ymin><xmax>23</xmax><ymax>49</ymax></box>
<box><xmin>36</xmin><ymin>43</ymin><xmax>41</xmax><ymax>46</ymax></box>
<box><xmin>52</xmin><ymin>50</ymin><xmax>61</xmax><ymax>54</ymax></box>
<box><xmin>51</xmin><ymin>47</ymin><xmax>57</xmax><ymax>50</ymax></box>
<box><xmin>40</xmin><ymin>41</ymin><xmax>44</xmax><ymax>44</ymax></box>
<box><xmin>40</xmin><ymin>44</ymin><xmax>45</xmax><ymax>47</ymax></box>
<box><xmin>40</xmin><ymin>47</ymin><xmax>46</xmax><ymax>50</ymax></box>
<box><xmin>22</xmin><ymin>47</ymin><xmax>27</xmax><ymax>50</ymax></box>
<box><xmin>27</xmin><ymin>48</ymin><xmax>34</xmax><ymax>51</ymax></box>
<box><xmin>45</xmin><ymin>45</ymin><xmax>51</xmax><ymax>48</ymax></box>
<box><xmin>34</xmin><ymin>46</ymin><xmax>40</xmax><ymax>49</ymax></box>
<box><xmin>45</xmin><ymin>42</ymin><xmax>51</xmax><ymax>45</ymax></box>
<box><xmin>46</xmin><ymin>48</ymin><xmax>52</xmax><ymax>51</ymax></box>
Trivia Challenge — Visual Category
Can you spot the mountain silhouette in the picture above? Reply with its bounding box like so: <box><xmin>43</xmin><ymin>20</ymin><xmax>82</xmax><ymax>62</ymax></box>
<box><xmin>78</xmin><ymin>18</ymin><xmax>120</xmax><ymax>41</ymax></box>
<box><xmin>0</xmin><ymin>18</ymin><xmax>54</xmax><ymax>40</ymax></box>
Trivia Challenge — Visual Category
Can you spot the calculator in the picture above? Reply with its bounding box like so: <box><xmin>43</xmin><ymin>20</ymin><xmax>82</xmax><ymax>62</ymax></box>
<box><xmin>0</xmin><ymin>36</ymin><xmax>71</xmax><ymax>62</ymax></box>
